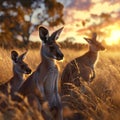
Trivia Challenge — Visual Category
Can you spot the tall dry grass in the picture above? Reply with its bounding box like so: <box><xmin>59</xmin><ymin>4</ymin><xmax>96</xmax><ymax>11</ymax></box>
<box><xmin>61</xmin><ymin>48</ymin><xmax>120</xmax><ymax>120</ymax></box>
<box><xmin>0</xmin><ymin>47</ymin><xmax>120</xmax><ymax>120</ymax></box>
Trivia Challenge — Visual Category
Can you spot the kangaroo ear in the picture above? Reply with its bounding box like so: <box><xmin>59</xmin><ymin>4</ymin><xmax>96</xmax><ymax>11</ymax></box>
<box><xmin>50</xmin><ymin>27</ymin><xmax>64</xmax><ymax>41</ymax></box>
<box><xmin>84</xmin><ymin>37</ymin><xmax>92</xmax><ymax>44</ymax></box>
<box><xmin>18</xmin><ymin>51</ymin><xmax>27</xmax><ymax>61</ymax></box>
<box><xmin>11</xmin><ymin>50</ymin><xmax>18</xmax><ymax>63</ymax></box>
<box><xmin>39</xmin><ymin>26</ymin><xmax>49</xmax><ymax>43</ymax></box>
<box><xmin>92</xmin><ymin>32</ymin><xmax>97</xmax><ymax>41</ymax></box>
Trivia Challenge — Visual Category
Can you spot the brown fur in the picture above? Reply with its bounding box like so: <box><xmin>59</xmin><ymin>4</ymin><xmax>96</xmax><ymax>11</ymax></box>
<box><xmin>61</xmin><ymin>33</ymin><xmax>105</xmax><ymax>95</ymax></box>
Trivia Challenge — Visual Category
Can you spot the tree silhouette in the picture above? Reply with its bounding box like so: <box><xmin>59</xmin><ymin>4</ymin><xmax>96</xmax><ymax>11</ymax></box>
<box><xmin>0</xmin><ymin>0</ymin><xmax>64</xmax><ymax>48</ymax></box>
<box><xmin>100</xmin><ymin>13</ymin><xmax>111</xmax><ymax>22</ymax></box>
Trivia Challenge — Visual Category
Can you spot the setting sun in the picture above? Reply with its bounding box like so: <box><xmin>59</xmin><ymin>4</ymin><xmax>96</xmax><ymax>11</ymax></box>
<box><xmin>104</xmin><ymin>23</ymin><xmax>120</xmax><ymax>46</ymax></box>
<box><xmin>106</xmin><ymin>30</ymin><xmax>120</xmax><ymax>46</ymax></box>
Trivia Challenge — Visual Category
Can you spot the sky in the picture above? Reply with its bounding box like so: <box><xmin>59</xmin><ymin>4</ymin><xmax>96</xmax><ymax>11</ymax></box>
<box><xmin>31</xmin><ymin>0</ymin><xmax>120</xmax><ymax>45</ymax></box>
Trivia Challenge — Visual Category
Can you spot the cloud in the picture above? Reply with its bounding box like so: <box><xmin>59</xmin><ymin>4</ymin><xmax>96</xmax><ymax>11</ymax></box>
<box><xmin>57</xmin><ymin>0</ymin><xmax>73</xmax><ymax>7</ymax></box>
<box><xmin>31</xmin><ymin>0</ymin><xmax>120</xmax><ymax>44</ymax></box>
<box><xmin>57</xmin><ymin>0</ymin><xmax>91</xmax><ymax>10</ymax></box>
<box><xmin>90</xmin><ymin>2</ymin><xmax>120</xmax><ymax>15</ymax></box>
<box><xmin>60</xmin><ymin>0</ymin><xmax>120</xmax><ymax>28</ymax></box>
<box><xmin>66</xmin><ymin>0</ymin><xmax>91</xmax><ymax>10</ymax></box>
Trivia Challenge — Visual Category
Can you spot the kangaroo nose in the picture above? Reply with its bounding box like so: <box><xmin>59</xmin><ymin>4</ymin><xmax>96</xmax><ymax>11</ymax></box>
<box><xmin>101</xmin><ymin>46</ymin><xmax>105</xmax><ymax>51</ymax></box>
<box><xmin>26</xmin><ymin>68</ymin><xmax>32</xmax><ymax>74</ymax></box>
<box><xmin>60</xmin><ymin>53</ymin><xmax>64</xmax><ymax>59</ymax></box>
<box><xmin>56</xmin><ymin>53</ymin><xmax>64</xmax><ymax>60</ymax></box>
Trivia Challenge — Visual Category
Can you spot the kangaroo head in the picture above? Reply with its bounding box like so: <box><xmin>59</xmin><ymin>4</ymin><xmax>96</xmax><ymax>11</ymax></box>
<box><xmin>84</xmin><ymin>32</ymin><xmax>105</xmax><ymax>52</ymax></box>
<box><xmin>39</xmin><ymin>26</ymin><xmax>64</xmax><ymax>61</ymax></box>
<box><xmin>11</xmin><ymin>51</ymin><xmax>31</xmax><ymax>74</ymax></box>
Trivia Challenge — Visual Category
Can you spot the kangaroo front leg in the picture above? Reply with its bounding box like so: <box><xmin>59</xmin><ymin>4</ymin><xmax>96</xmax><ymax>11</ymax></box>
<box><xmin>35</xmin><ymin>78</ymin><xmax>46</xmax><ymax>103</ymax></box>
<box><xmin>90</xmin><ymin>69</ymin><xmax>96</xmax><ymax>82</ymax></box>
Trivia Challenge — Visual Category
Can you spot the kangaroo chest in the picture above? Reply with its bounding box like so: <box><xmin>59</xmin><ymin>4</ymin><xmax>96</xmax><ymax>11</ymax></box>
<box><xmin>36</xmin><ymin>60</ymin><xmax>59</xmax><ymax>104</ymax></box>
<box><xmin>44</xmin><ymin>67</ymin><xmax>58</xmax><ymax>95</ymax></box>
<box><xmin>10</xmin><ymin>76</ymin><xmax>23</xmax><ymax>91</ymax></box>
<box><xmin>82</xmin><ymin>52</ymin><xmax>98</xmax><ymax>67</ymax></box>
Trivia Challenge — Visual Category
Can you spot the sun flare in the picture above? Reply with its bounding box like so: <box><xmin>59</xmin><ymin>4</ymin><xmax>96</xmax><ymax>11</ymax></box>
<box><xmin>105</xmin><ymin>24</ymin><xmax>120</xmax><ymax>46</ymax></box>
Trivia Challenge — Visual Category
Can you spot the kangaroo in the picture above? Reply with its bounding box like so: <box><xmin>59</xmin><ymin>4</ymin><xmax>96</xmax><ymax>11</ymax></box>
<box><xmin>61</xmin><ymin>32</ymin><xmax>105</xmax><ymax>94</ymax></box>
<box><xmin>0</xmin><ymin>50</ymin><xmax>31</xmax><ymax>97</ymax></box>
<box><xmin>16</xmin><ymin>26</ymin><xmax>64</xmax><ymax>120</ymax></box>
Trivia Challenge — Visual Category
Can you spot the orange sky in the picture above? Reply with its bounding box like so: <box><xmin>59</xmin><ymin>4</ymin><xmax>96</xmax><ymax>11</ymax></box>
<box><xmin>30</xmin><ymin>0</ymin><xmax>120</xmax><ymax>45</ymax></box>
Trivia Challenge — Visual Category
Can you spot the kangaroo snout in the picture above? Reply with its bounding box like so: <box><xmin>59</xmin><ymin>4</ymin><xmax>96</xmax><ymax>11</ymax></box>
<box><xmin>56</xmin><ymin>52</ymin><xmax>64</xmax><ymax>60</ymax></box>
<box><xmin>26</xmin><ymin>68</ymin><xmax>32</xmax><ymax>74</ymax></box>
<box><xmin>101</xmin><ymin>46</ymin><xmax>105</xmax><ymax>51</ymax></box>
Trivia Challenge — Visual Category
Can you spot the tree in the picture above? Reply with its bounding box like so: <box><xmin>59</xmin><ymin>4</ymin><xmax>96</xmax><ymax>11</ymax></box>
<box><xmin>0</xmin><ymin>0</ymin><xmax>64</xmax><ymax>48</ymax></box>
<box><xmin>100</xmin><ymin>13</ymin><xmax>111</xmax><ymax>22</ymax></box>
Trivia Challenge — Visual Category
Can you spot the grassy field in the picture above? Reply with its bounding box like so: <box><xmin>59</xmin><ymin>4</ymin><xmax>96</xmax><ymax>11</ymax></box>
<box><xmin>0</xmin><ymin>46</ymin><xmax>120</xmax><ymax>120</ymax></box>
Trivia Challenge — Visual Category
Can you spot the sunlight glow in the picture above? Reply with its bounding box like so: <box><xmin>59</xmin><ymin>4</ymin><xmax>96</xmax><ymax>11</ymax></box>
<box><xmin>105</xmin><ymin>27</ymin><xmax>120</xmax><ymax>46</ymax></box>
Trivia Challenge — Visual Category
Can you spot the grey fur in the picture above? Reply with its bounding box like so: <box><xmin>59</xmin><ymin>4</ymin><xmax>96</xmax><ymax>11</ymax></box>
<box><xmin>16</xmin><ymin>26</ymin><xmax>64</xmax><ymax>120</ymax></box>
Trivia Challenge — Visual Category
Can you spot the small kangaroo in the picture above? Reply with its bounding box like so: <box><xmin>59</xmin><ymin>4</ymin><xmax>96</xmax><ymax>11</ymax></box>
<box><xmin>0</xmin><ymin>50</ymin><xmax>31</xmax><ymax>97</ymax></box>
<box><xmin>16</xmin><ymin>26</ymin><xmax>64</xmax><ymax>120</ymax></box>
<box><xmin>61</xmin><ymin>33</ymin><xmax>105</xmax><ymax>94</ymax></box>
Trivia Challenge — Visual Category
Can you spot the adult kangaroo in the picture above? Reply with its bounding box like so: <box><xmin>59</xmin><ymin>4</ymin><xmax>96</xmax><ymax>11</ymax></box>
<box><xmin>61</xmin><ymin>32</ymin><xmax>105</xmax><ymax>95</ymax></box>
<box><xmin>16</xmin><ymin>26</ymin><xmax>64</xmax><ymax>120</ymax></box>
<box><xmin>0</xmin><ymin>50</ymin><xmax>31</xmax><ymax>97</ymax></box>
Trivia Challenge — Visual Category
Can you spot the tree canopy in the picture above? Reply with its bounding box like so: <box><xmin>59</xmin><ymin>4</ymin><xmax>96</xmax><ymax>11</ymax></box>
<box><xmin>0</xmin><ymin>0</ymin><xmax>64</xmax><ymax>48</ymax></box>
